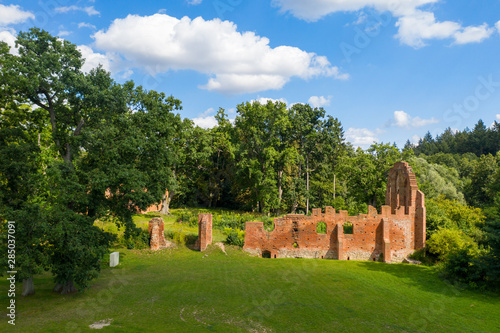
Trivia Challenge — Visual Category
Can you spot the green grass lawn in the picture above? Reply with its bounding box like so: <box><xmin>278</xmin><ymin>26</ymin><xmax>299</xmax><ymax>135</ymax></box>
<box><xmin>1</xmin><ymin>244</ymin><xmax>499</xmax><ymax>332</ymax></box>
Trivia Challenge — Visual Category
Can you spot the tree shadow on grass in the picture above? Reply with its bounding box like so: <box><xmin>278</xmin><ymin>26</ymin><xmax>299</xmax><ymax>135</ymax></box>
<box><xmin>357</xmin><ymin>261</ymin><xmax>498</xmax><ymax>303</ymax></box>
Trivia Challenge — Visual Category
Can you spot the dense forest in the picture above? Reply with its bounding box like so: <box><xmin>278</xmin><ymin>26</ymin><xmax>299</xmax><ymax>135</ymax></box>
<box><xmin>1</xmin><ymin>29</ymin><xmax>498</xmax><ymax>294</ymax></box>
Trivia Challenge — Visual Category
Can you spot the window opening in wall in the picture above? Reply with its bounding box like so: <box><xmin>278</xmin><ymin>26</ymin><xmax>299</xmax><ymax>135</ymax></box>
<box><xmin>262</xmin><ymin>251</ymin><xmax>271</xmax><ymax>258</ymax></box>
<box><xmin>343</xmin><ymin>222</ymin><xmax>353</xmax><ymax>234</ymax></box>
<box><xmin>317</xmin><ymin>221</ymin><xmax>327</xmax><ymax>234</ymax></box>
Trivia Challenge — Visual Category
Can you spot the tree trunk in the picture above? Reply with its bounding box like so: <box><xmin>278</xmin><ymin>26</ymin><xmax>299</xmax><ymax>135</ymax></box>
<box><xmin>160</xmin><ymin>190</ymin><xmax>171</xmax><ymax>215</ymax></box>
<box><xmin>22</xmin><ymin>277</ymin><xmax>35</xmax><ymax>296</ymax></box>
<box><xmin>53</xmin><ymin>280</ymin><xmax>77</xmax><ymax>294</ymax></box>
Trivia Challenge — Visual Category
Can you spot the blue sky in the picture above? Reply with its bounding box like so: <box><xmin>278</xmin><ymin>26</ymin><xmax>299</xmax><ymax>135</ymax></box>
<box><xmin>2</xmin><ymin>0</ymin><xmax>500</xmax><ymax>148</ymax></box>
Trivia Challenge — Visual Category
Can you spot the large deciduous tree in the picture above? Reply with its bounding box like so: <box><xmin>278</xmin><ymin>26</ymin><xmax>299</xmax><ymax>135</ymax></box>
<box><xmin>1</xmin><ymin>28</ymin><xmax>180</xmax><ymax>294</ymax></box>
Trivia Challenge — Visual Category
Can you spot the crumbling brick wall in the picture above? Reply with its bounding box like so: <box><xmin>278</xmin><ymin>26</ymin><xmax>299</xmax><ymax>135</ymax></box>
<box><xmin>195</xmin><ymin>213</ymin><xmax>213</xmax><ymax>251</ymax></box>
<box><xmin>148</xmin><ymin>217</ymin><xmax>170</xmax><ymax>251</ymax></box>
<box><xmin>243</xmin><ymin>161</ymin><xmax>426</xmax><ymax>263</ymax></box>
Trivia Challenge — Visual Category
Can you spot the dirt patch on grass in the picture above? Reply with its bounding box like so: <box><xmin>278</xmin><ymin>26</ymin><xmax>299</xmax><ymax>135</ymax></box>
<box><xmin>89</xmin><ymin>318</ymin><xmax>113</xmax><ymax>329</ymax></box>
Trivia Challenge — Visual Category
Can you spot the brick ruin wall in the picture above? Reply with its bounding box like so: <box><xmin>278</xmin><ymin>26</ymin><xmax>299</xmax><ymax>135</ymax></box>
<box><xmin>149</xmin><ymin>217</ymin><xmax>171</xmax><ymax>251</ymax></box>
<box><xmin>195</xmin><ymin>213</ymin><xmax>213</xmax><ymax>251</ymax></box>
<box><xmin>243</xmin><ymin>162</ymin><xmax>426</xmax><ymax>263</ymax></box>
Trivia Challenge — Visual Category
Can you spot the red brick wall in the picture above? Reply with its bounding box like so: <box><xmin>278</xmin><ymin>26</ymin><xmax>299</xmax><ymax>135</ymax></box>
<box><xmin>196</xmin><ymin>213</ymin><xmax>213</xmax><ymax>251</ymax></box>
<box><xmin>243</xmin><ymin>161</ymin><xmax>426</xmax><ymax>263</ymax></box>
<box><xmin>149</xmin><ymin>217</ymin><xmax>168</xmax><ymax>251</ymax></box>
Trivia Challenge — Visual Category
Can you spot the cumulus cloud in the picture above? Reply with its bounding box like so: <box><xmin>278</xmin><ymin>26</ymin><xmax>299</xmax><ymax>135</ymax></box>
<box><xmin>92</xmin><ymin>14</ymin><xmax>347</xmax><ymax>94</ymax></box>
<box><xmin>411</xmin><ymin>135</ymin><xmax>421</xmax><ymax>144</ymax></box>
<box><xmin>55</xmin><ymin>6</ymin><xmax>100</xmax><ymax>16</ymax></box>
<box><xmin>308</xmin><ymin>95</ymin><xmax>332</xmax><ymax>108</ymax></box>
<box><xmin>187</xmin><ymin>0</ymin><xmax>203</xmax><ymax>5</ymax></box>
<box><xmin>192</xmin><ymin>116</ymin><xmax>218</xmax><ymax>129</ymax></box>
<box><xmin>496</xmin><ymin>114</ymin><xmax>500</xmax><ymax>122</ymax></box>
<box><xmin>454</xmin><ymin>24</ymin><xmax>495</xmax><ymax>45</ymax></box>
<box><xmin>0</xmin><ymin>4</ymin><xmax>34</xmax><ymax>26</ymax></box>
<box><xmin>0</xmin><ymin>29</ymin><xmax>18</xmax><ymax>54</ymax></box>
<box><xmin>393</xmin><ymin>111</ymin><xmax>439</xmax><ymax>128</ymax></box>
<box><xmin>496</xmin><ymin>21</ymin><xmax>500</xmax><ymax>33</ymax></box>
<box><xmin>346</xmin><ymin>128</ymin><xmax>379</xmax><ymax>147</ymax></box>
<box><xmin>272</xmin><ymin>0</ymin><xmax>496</xmax><ymax>47</ymax></box>
<box><xmin>77</xmin><ymin>45</ymin><xmax>115</xmax><ymax>73</ymax></box>
<box><xmin>395</xmin><ymin>10</ymin><xmax>461</xmax><ymax>48</ymax></box>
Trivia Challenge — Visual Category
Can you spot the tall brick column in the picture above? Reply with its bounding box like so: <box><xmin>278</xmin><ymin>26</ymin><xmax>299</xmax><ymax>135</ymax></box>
<box><xmin>196</xmin><ymin>213</ymin><xmax>212</xmax><ymax>251</ymax></box>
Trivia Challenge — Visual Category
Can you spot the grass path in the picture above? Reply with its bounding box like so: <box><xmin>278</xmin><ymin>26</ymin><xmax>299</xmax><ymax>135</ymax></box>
<box><xmin>1</xmin><ymin>246</ymin><xmax>499</xmax><ymax>332</ymax></box>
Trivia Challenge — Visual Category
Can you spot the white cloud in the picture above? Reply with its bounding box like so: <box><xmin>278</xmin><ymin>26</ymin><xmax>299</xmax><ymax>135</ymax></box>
<box><xmin>496</xmin><ymin>114</ymin><xmax>500</xmax><ymax>122</ymax></box>
<box><xmin>58</xmin><ymin>30</ymin><xmax>72</xmax><ymax>37</ymax></box>
<box><xmin>92</xmin><ymin>14</ymin><xmax>347</xmax><ymax>94</ymax></box>
<box><xmin>78</xmin><ymin>45</ymin><xmax>114</xmax><ymax>73</ymax></box>
<box><xmin>0</xmin><ymin>4</ymin><xmax>34</xmax><ymax>26</ymax></box>
<box><xmin>78</xmin><ymin>22</ymin><xmax>97</xmax><ymax>30</ymax></box>
<box><xmin>271</xmin><ymin>0</ymin><xmax>438</xmax><ymax>22</ymax></box>
<box><xmin>346</xmin><ymin>128</ymin><xmax>379</xmax><ymax>147</ymax></box>
<box><xmin>496</xmin><ymin>21</ymin><xmax>500</xmax><ymax>33</ymax></box>
<box><xmin>394</xmin><ymin>110</ymin><xmax>411</xmax><ymax>127</ymax></box>
<box><xmin>272</xmin><ymin>0</ymin><xmax>495</xmax><ymax>48</ymax></box>
<box><xmin>308</xmin><ymin>95</ymin><xmax>332</xmax><ymax>108</ymax></box>
<box><xmin>453</xmin><ymin>24</ymin><xmax>495</xmax><ymax>45</ymax></box>
<box><xmin>392</xmin><ymin>111</ymin><xmax>439</xmax><ymax>128</ymax></box>
<box><xmin>187</xmin><ymin>0</ymin><xmax>203</xmax><ymax>5</ymax></box>
<box><xmin>192</xmin><ymin>116</ymin><xmax>218</xmax><ymax>129</ymax></box>
<box><xmin>55</xmin><ymin>6</ymin><xmax>100</xmax><ymax>16</ymax></box>
<box><xmin>411</xmin><ymin>135</ymin><xmax>421</xmax><ymax>144</ymax></box>
<box><xmin>252</xmin><ymin>97</ymin><xmax>288</xmax><ymax>105</ymax></box>
<box><xmin>0</xmin><ymin>29</ymin><xmax>18</xmax><ymax>54</ymax></box>
<box><xmin>395</xmin><ymin>11</ymin><xmax>461</xmax><ymax>48</ymax></box>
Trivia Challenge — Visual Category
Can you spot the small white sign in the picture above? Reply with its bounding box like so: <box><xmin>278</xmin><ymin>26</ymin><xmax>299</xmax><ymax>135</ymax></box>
<box><xmin>110</xmin><ymin>252</ymin><xmax>119</xmax><ymax>267</ymax></box>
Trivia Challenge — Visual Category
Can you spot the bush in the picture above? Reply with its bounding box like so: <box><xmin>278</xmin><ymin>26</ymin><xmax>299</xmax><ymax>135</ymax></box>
<box><xmin>426</xmin><ymin>229</ymin><xmax>478</xmax><ymax>262</ymax></box>
<box><xmin>118</xmin><ymin>228</ymin><xmax>150</xmax><ymax>250</ymax></box>
<box><xmin>224</xmin><ymin>227</ymin><xmax>245</xmax><ymax>247</ymax></box>
<box><xmin>442</xmin><ymin>246</ymin><xmax>486</xmax><ymax>289</ymax></box>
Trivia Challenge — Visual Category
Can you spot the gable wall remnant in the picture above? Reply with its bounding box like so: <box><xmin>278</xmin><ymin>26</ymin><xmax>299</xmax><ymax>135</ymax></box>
<box><xmin>243</xmin><ymin>161</ymin><xmax>426</xmax><ymax>263</ymax></box>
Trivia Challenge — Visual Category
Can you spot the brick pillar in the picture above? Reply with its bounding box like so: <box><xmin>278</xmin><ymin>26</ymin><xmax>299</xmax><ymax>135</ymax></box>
<box><xmin>382</xmin><ymin>218</ymin><xmax>391</xmax><ymax>263</ymax></box>
<box><xmin>149</xmin><ymin>218</ymin><xmax>168</xmax><ymax>251</ymax></box>
<box><xmin>337</xmin><ymin>222</ymin><xmax>344</xmax><ymax>260</ymax></box>
<box><xmin>196</xmin><ymin>213</ymin><xmax>212</xmax><ymax>251</ymax></box>
<box><xmin>415</xmin><ymin>190</ymin><xmax>426</xmax><ymax>249</ymax></box>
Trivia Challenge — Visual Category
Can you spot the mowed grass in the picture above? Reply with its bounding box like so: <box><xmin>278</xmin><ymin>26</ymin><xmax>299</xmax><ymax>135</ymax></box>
<box><xmin>1</xmin><ymin>245</ymin><xmax>499</xmax><ymax>332</ymax></box>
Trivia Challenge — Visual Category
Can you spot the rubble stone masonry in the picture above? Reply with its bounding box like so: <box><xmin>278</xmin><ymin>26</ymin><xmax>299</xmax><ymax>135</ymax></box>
<box><xmin>243</xmin><ymin>162</ymin><xmax>426</xmax><ymax>263</ymax></box>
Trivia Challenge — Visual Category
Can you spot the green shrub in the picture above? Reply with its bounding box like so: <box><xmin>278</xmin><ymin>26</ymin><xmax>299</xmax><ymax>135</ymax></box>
<box><xmin>224</xmin><ymin>227</ymin><xmax>245</xmax><ymax>247</ymax></box>
<box><xmin>118</xmin><ymin>228</ymin><xmax>150</xmax><ymax>250</ymax></box>
<box><xmin>442</xmin><ymin>246</ymin><xmax>486</xmax><ymax>289</ymax></box>
<box><xmin>427</xmin><ymin>229</ymin><xmax>477</xmax><ymax>262</ymax></box>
